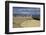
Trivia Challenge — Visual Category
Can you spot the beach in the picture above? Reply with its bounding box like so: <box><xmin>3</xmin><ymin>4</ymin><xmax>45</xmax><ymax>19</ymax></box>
<box><xmin>13</xmin><ymin>16</ymin><xmax>40</xmax><ymax>28</ymax></box>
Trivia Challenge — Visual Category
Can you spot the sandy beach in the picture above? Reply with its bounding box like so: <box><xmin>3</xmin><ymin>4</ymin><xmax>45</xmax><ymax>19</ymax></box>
<box><xmin>13</xmin><ymin>16</ymin><xmax>40</xmax><ymax>28</ymax></box>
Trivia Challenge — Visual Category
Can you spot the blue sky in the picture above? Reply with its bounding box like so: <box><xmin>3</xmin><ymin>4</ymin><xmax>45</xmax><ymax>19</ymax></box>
<box><xmin>13</xmin><ymin>7</ymin><xmax>40</xmax><ymax>16</ymax></box>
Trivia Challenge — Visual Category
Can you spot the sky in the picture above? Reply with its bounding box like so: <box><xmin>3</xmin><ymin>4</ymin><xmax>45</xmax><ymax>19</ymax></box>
<box><xmin>13</xmin><ymin>7</ymin><xmax>40</xmax><ymax>16</ymax></box>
